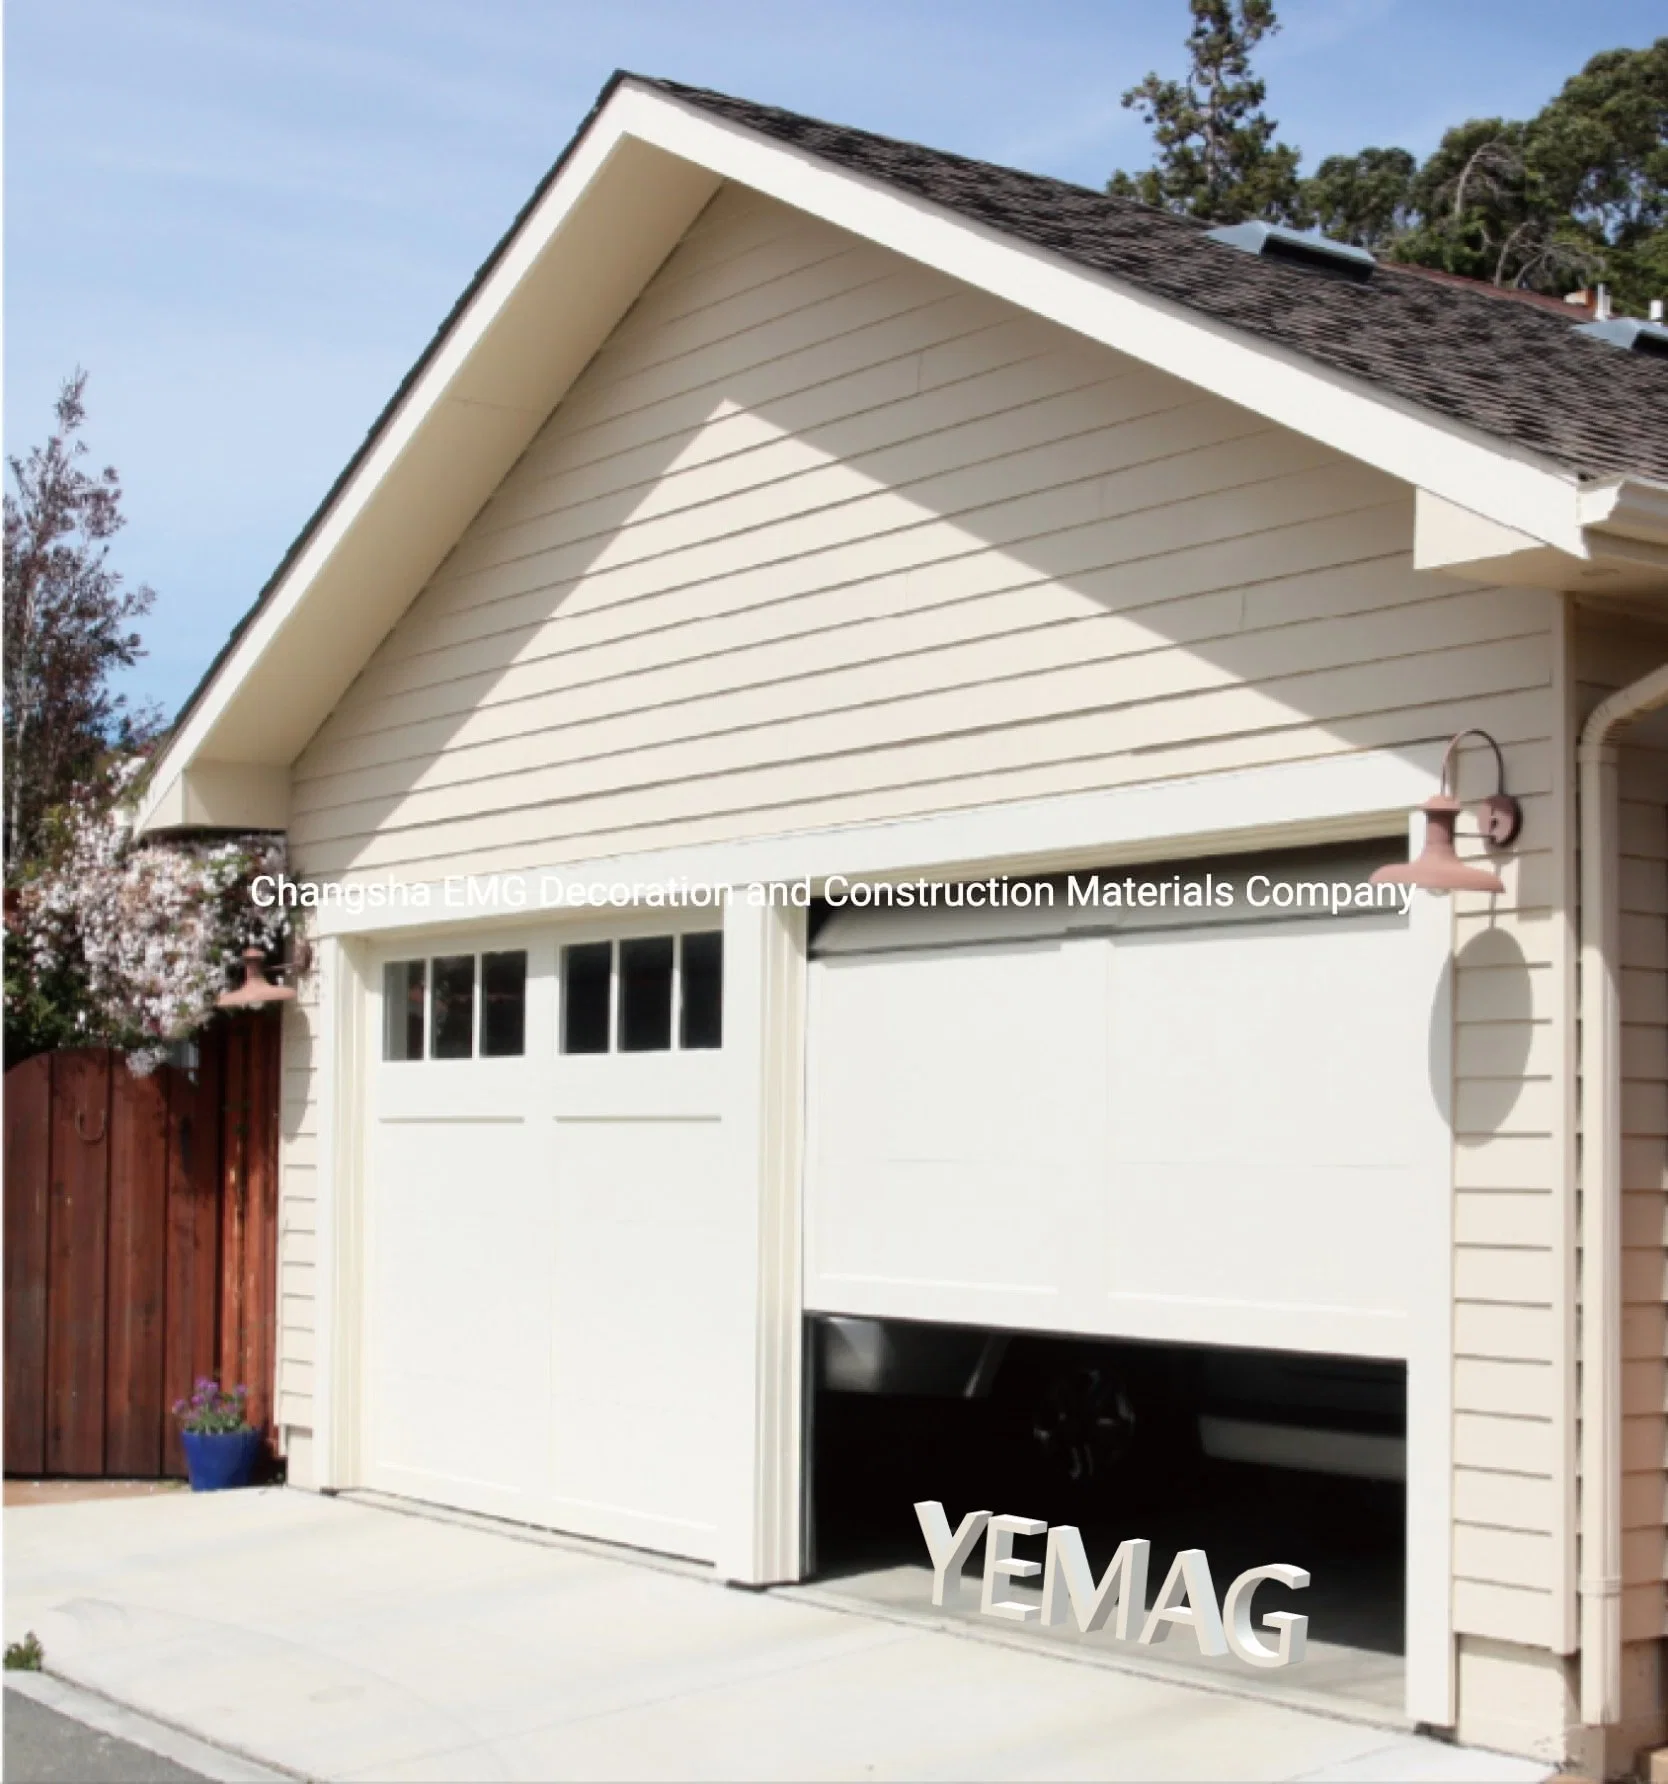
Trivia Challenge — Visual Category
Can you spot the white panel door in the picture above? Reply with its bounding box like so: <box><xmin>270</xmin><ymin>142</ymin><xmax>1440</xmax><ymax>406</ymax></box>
<box><xmin>805</xmin><ymin>905</ymin><xmax>1438</xmax><ymax>1358</ymax></box>
<box><xmin>362</xmin><ymin>927</ymin><xmax>731</xmax><ymax>1560</ymax></box>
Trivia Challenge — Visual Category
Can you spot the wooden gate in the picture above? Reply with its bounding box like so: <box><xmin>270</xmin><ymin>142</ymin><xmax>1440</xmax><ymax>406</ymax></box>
<box><xmin>3</xmin><ymin>1012</ymin><xmax>281</xmax><ymax>1479</ymax></box>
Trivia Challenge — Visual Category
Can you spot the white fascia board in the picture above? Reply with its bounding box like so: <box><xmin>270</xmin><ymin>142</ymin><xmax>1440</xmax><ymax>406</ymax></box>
<box><xmin>306</xmin><ymin>748</ymin><xmax>1437</xmax><ymax>938</ymax></box>
<box><xmin>615</xmin><ymin>84</ymin><xmax>1588</xmax><ymax>557</ymax></box>
<box><xmin>136</xmin><ymin>108</ymin><xmax>695</xmax><ymax>835</ymax></box>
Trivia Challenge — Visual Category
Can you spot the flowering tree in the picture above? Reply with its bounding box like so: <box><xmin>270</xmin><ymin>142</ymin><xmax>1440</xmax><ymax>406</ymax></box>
<box><xmin>3</xmin><ymin>373</ymin><xmax>291</xmax><ymax>1069</ymax></box>
<box><xmin>7</xmin><ymin>765</ymin><xmax>290</xmax><ymax>1072</ymax></box>
<box><xmin>4</xmin><ymin>372</ymin><xmax>157</xmax><ymax>878</ymax></box>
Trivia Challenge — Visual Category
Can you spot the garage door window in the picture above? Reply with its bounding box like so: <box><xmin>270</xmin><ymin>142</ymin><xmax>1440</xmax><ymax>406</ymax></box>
<box><xmin>381</xmin><ymin>950</ymin><xmax>528</xmax><ymax>1061</ymax></box>
<box><xmin>431</xmin><ymin>956</ymin><xmax>476</xmax><ymax>1059</ymax></box>
<box><xmin>561</xmin><ymin>942</ymin><xmax>612</xmax><ymax>1054</ymax></box>
<box><xmin>680</xmin><ymin>931</ymin><xmax>723</xmax><ymax>1050</ymax></box>
<box><xmin>620</xmin><ymin>936</ymin><xmax>674</xmax><ymax>1052</ymax></box>
<box><xmin>559</xmin><ymin>932</ymin><xmax>723</xmax><ymax>1055</ymax></box>
<box><xmin>383</xmin><ymin>960</ymin><xmax>426</xmax><ymax>1060</ymax></box>
<box><xmin>482</xmin><ymin>951</ymin><xmax>527</xmax><ymax>1057</ymax></box>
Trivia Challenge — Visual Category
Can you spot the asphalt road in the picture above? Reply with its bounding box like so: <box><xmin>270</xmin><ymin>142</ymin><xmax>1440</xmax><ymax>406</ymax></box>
<box><xmin>4</xmin><ymin>1692</ymin><xmax>211</xmax><ymax>1783</ymax></box>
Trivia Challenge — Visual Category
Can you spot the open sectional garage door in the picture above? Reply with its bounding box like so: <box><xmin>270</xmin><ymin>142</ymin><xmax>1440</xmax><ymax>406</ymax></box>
<box><xmin>802</xmin><ymin>839</ymin><xmax>1454</xmax><ymax>1716</ymax></box>
<box><xmin>361</xmin><ymin>923</ymin><xmax>733</xmax><ymax>1561</ymax></box>
<box><xmin>805</xmin><ymin>842</ymin><xmax>1442</xmax><ymax>1358</ymax></box>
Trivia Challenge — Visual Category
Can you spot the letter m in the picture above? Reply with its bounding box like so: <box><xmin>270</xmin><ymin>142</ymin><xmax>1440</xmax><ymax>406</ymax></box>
<box><xmin>1041</xmin><ymin>1527</ymin><xmax>1149</xmax><ymax>1639</ymax></box>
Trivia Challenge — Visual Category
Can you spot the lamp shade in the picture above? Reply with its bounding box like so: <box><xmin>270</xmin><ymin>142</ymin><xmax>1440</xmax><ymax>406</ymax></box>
<box><xmin>1369</xmin><ymin>795</ymin><xmax>1505</xmax><ymax>896</ymax></box>
<box><xmin>216</xmin><ymin>946</ymin><xmax>297</xmax><ymax>1009</ymax></box>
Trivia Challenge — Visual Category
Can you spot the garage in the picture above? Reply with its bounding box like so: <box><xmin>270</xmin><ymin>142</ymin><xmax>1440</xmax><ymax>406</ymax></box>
<box><xmin>360</xmin><ymin>920</ymin><xmax>733</xmax><ymax>1561</ymax></box>
<box><xmin>800</xmin><ymin>842</ymin><xmax>1452</xmax><ymax>1709</ymax></box>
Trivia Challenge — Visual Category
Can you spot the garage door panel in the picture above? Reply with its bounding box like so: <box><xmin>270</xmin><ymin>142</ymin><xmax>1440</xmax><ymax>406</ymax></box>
<box><xmin>806</xmin><ymin>943</ymin><xmax>1100</xmax><ymax>1316</ymax></box>
<box><xmin>363</xmin><ymin>930</ymin><xmax>730</xmax><ymax>1563</ymax></box>
<box><xmin>1108</xmin><ymin>922</ymin><xmax>1426</xmax><ymax>1171</ymax></box>
<box><xmin>550</xmin><ymin>1116</ymin><xmax>732</xmax><ymax>1514</ymax></box>
<box><xmin>1105</xmin><ymin>919</ymin><xmax>1428</xmax><ymax>1351</ymax></box>
<box><xmin>806</xmin><ymin>874</ymin><xmax>1438</xmax><ymax>1358</ymax></box>
<box><xmin>1105</xmin><ymin>1161</ymin><xmax>1418</xmax><ymax>1329</ymax></box>
<box><xmin>548</xmin><ymin>1392</ymin><xmax>722</xmax><ymax>1543</ymax></box>
<box><xmin>368</xmin><ymin>1119</ymin><xmax>554</xmax><ymax>1498</ymax></box>
<box><xmin>376</xmin><ymin>1059</ymin><xmax>537</xmax><ymax>1122</ymax></box>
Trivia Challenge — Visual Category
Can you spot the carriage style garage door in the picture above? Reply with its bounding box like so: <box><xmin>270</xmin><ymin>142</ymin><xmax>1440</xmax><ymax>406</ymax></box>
<box><xmin>804</xmin><ymin>842</ymin><xmax>1446</xmax><ymax>1361</ymax></box>
<box><xmin>362</xmin><ymin>922</ymin><xmax>733</xmax><ymax>1560</ymax></box>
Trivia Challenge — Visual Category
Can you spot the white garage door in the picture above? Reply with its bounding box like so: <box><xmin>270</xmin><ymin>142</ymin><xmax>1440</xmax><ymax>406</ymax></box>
<box><xmin>363</xmin><ymin>923</ymin><xmax>733</xmax><ymax>1560</ymax></box>
<box><xmin>805</xmin><ymin>843</ymin><xmax>1444</xmax><ymax>1360</ymax></box>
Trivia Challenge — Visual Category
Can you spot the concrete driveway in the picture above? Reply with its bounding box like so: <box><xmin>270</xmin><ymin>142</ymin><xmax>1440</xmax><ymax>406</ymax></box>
<box><xmin>3</xmin><ymin>1488</ymin><xmax>1549</xmax><ymax>1782</ymax></box>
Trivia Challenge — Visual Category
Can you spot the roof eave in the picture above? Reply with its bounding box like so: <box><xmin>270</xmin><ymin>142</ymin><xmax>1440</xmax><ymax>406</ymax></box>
<box><xmin>137</xmin><ymin>79</ymin><xmax>721</xmax><ymax>833</ymax></box>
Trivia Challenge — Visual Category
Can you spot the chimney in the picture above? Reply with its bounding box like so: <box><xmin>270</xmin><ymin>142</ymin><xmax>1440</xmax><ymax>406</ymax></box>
<box><xmin>1594</xmin><ymin>284</ymin><xmax>1613</xmax><ymax>322</ymax></box>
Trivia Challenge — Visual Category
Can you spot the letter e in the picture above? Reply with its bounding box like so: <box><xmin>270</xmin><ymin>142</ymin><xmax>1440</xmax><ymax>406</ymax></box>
<box><xmin>980</xmin><ymin>1514</ymin><xmax>1047</xmax><ymax>1622</ymax></box>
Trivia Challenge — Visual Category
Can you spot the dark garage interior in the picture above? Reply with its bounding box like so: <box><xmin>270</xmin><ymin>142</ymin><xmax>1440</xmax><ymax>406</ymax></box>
<box><xmin>804</xmin><ymin>1314</ymin><xmax>1407</xmax><ymax>1707</ymax></box>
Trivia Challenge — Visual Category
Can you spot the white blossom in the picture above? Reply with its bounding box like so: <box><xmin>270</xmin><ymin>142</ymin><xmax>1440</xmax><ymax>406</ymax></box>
<box><xmin>14</xmin><ymin>764</ymin><xmax>289</xmax><ymax>1070</ymax></box>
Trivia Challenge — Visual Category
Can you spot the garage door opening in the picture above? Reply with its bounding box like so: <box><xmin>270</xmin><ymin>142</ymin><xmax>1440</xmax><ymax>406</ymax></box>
<box><xmin>804</xmin><ymin>1314</ymin><xmax>1407</xmax><ymax>1713</ymax></box>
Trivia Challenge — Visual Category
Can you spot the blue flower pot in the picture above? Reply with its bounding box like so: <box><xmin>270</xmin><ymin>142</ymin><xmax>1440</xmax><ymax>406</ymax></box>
<box><xmin>181</xmin><ymin>1428</ymin><xmax>262</xmax><ymax>1492</ymax></box>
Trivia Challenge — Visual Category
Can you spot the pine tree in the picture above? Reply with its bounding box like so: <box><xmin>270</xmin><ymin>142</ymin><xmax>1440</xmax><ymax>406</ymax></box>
<box><xmin>1108</xmin><ymin>0</ymin><xmax>1307</xmax><ymax>225</ymax></box>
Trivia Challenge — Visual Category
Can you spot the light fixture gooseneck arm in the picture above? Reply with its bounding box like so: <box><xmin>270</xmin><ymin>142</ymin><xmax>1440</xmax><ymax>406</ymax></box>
<box><xmin>1438</xmin><ymin>727</ymin><xmax>1508</xmax><ymax>801</ymax></box>
<box><xmin>1438</xmin><ymin>727</ymin><xmax>1522</xmax><ymax>847</ymax></box>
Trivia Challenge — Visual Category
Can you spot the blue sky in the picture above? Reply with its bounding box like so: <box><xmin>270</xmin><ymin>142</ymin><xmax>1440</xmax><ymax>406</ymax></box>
<box><xmin>7</xmin><ymin>0</ymin><xmax>1664</xmax><ymax>719</ymax></box>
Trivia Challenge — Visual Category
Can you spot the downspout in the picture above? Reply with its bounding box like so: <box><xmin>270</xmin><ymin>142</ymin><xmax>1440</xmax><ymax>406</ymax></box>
<box><xmin>1579</xmin><ymin>660</ymin><xmax>1668</xmax><ymax>1728</ymax></box>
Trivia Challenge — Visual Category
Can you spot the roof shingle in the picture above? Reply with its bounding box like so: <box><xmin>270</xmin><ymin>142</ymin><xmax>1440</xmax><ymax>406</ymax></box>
<box><xmin>641</xmin><ymin>76</ymin><xmax>1668</xmax><ymax>485</ymax></box>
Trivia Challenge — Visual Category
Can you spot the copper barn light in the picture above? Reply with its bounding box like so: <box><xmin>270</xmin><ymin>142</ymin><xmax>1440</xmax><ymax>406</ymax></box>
<box><xmin>1371</xmin><ymin>729</ymin><xmax>1522</xmax><ymax>897</ymax></box>
<box><xmin>216</xmin><ymin>946</ymin><xmax>298</xmax><ymax>1010</ymax></box>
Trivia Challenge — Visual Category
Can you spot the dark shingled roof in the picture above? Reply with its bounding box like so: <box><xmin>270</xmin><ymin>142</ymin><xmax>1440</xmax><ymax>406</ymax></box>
<box><xmin>638</xmin><ymin>76</ymin><xmax>1668</xmax><ymax>486</ymax></box>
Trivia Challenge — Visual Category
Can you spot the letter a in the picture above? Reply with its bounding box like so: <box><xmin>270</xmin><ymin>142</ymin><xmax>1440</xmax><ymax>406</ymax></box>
<box><xmin>914</xmin><ymin>1501</ymin><xmax>991</xmax><ymax>1609</ymax></box>
<box><xmin>1137</xmin><ymin>1548</ymin><xmax>1228</xmax><ymax>1656</ymax></box>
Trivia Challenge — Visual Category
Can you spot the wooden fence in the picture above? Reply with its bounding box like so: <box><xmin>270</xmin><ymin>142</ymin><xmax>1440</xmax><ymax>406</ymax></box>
<box><xmin>3</xmin><ymin>1012</ymin><xmax>282</xmax><ymax>1478</ymax></box>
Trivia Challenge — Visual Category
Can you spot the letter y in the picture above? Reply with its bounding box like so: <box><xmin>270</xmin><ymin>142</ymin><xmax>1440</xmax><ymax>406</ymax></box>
<box><xmin>914</xmin><ymin>1501</ymin><xmax>991</xmax><ymax>1608</ymax></box>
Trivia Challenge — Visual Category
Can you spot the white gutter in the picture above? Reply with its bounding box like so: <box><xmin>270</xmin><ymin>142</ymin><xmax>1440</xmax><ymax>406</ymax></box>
<box><xmin>1579</xmin><ymin>660</ymin><xmax>1668</xmax><ymax>1726</ymax></box>
<box><xmin>1577</xmin><ymin>475</ymin><xmax>1668</xmax><ymax>550</ymax></box>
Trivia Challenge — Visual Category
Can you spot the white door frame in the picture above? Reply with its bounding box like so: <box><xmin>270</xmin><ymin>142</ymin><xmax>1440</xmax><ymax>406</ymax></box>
<box><xmin>308</xmin><ymin>930</ymin><xmax>365</xmax><ymax>1494</ymax></box>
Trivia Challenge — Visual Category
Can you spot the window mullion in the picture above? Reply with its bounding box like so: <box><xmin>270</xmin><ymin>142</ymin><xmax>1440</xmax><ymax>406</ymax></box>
<box><xmin>671</xmin><ymin>932</ymin><xmax>683</xmax><ymax>1053</ymax></box>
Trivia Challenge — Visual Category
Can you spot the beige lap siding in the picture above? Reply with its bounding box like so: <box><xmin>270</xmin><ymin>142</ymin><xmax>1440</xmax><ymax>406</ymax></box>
<box><xmin>1450</xmin><ymin>634</ymin><xmax>1565</xmax><ymax>1654</ymax></box>
<box><xmin>276</xmin><ymin>972</ymin><xmax>320</xmax><ymax>1476</ymax></box>
<box><xmin>1574</xmin><ymin>615</ymin><xmax>1668</xmax><ymax>1683</ymax></box>
<box><xmin>288</xmin><ymin>183</ymin><xmax>1550</xmax><ymax>880</ymax></box>
<box><xmin>280</xmin><ymin>183</ymin><xmax>1563</xmax><ymax>1630</ymax></box>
